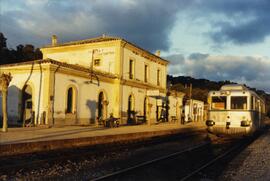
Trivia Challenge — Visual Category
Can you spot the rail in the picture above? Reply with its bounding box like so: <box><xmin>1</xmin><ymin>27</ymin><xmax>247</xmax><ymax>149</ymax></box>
<box><xmin>179</xmin><ymin>128</ymin><xmax>267</xmax><ymax>180</ymax></box>
<box><xmin>180</xmin><ymin>142</ymin><xmax>243</xmax><ymax>181</ymax></box>
<box><xmin>92</xmin><ymin>141</ymin><xmax>210</xmax><ymax>181</ymax></box>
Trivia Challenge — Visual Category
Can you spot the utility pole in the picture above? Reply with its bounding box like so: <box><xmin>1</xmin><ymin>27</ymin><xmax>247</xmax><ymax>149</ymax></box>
<box><xmin>0</xmin><ymin>73</ymin><xmax>12</xmax><ymax>132</ymax></box>
<box><xmin>89</xmin><ymin>49</ymin><xmax>100</xmax><ymax>86</ymax></box>
<box><xmin>90</xmin><ymin>49</ymin><xmax>95</xmax><ymax>82</ymax></box>
<box><xmin>189</xmin><ymin>83</ymin><xmax>192</xmax><ymax>122</ymax></box>
<box><xmin>189</xmin><ymin>83</ymin><xmax>192</xmax><ymax>99</ymax></box>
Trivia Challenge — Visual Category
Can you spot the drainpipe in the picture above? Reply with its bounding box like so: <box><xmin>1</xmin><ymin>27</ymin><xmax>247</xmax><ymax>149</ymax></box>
<box><xmin>52</xmin><ymin>65</ymin><xmax>60</xmax><ymax>126</ymax></box>
<box><xmin>36</xmin><ymin>62</ymin><xmax>43</xmax><ymax>125</ymax></box>
<box><xmin>119</xmin><ymin>42</ymin><xmax>127</xmax><ymax>123</ymax></box>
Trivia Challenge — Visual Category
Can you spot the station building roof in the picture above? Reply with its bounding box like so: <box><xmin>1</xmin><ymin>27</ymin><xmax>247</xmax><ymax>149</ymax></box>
<box><xmin>42</xmin><ymin>35</ymin><xmax>169</xmax><ymax>65</ymax></box>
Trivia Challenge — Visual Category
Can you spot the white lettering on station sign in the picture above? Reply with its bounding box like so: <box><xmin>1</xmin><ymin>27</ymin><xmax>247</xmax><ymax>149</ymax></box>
<box><xmin>147</xmin><ymin>90</ymin><xmax>160</xmax><ymax>96</ymax></box>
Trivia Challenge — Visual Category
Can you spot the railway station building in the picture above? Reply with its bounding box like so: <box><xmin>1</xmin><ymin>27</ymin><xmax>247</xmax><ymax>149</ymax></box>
<box><xmin>183</xmin><ymin>99</ymin><xmax>204</xmax><ymax>122</ymax></box>
<box><xmin>0</xmin><ymin>35</ymin><xmax>185</xmax><ymax>126</ymax></box>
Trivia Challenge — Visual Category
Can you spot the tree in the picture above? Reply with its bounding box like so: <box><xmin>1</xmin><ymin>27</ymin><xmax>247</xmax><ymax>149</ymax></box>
<box><xmin>23</xmin><ymin>44</ymin><xmax>35</xmax><ymax>60</ymax></box>
<box><xmin>34</xmin><ymin>48</ymin><xmax>42</xmax><ymax>59</ymax></box>
<box><xmin>0</xmin><ymin>33</ymin><xmax>9</xmax><ymax>64</ymax></box>
<box><xmin>0</xmin><ymin>33</ymin><xmax>7</xmax><ymax>50</ymax></box>
<box><xmin>0</xmin><ymin>32</ymin><xmax>43</xmax><ymax>65</ymax></box>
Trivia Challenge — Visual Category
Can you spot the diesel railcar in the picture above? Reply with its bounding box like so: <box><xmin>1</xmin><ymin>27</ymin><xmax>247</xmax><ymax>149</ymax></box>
<box><xmin>206</xmin><ymin>84</ymin><xmax>266</xmax><ymax>135</ymax></box>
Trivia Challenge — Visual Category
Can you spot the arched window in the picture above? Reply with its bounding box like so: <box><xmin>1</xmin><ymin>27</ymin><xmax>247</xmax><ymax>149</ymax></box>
<box><xmin>128</xmin><ymin>95</ymin><xmax>134</xmax><ymax>112</ymax></box>
<box><xmin>128</xmin><ymin>94</ymin><xmax>135</xmax><ymax>124</ymax></box>
<box><xmin>21</xmin><ymin>84</ymin><xmax>33</xmax><ymax>125</ymax></box>
<box><xmin>157</xmin><ymin>69</ymin><xmax>160</xmax><ymax>86</ymax></box>
<box><xmin>67</xmin><ymin>87</ymin><xmax>74</xmax><ymax>113</ymax></box>
<box><xmin>98</xmin><ymin>92</ymin><xmax>104</xmax><ymax>119</ymax></box>
<box><xmin>143</xmin><ymin>97</ymin><xmax>149</xmax><ymax>124</ymax></box>
<box><xmin>144</xmin><ymin>97</ymin><xmax>147</xmax><ymax>118</ymax></box>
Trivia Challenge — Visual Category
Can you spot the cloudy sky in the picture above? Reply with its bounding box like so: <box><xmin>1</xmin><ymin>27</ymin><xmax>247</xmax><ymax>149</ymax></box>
<box><xmin>1</xmin><ymin>0</ymin><xmax>270</xmax><ymax>92</ymax></box>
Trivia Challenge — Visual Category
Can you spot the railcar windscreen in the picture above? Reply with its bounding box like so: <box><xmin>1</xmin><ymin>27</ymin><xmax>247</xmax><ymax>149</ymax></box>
<box><xmin>231</xmin><ymin>96</ymin><xmax>247</xmax><ymax>110</ymax></box>
<box><xmin>211</xmin><ymin>96</ymin><xmax>227</xmax><ymax>110</ymax></box>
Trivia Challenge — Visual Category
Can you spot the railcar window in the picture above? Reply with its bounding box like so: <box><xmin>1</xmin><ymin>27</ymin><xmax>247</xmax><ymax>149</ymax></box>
<box><xmin>211</xmin><ymin>96</ymin><xmax>227</xmax><ymax>110</ymax></box>
<box><xmin>231</xmin><ymin>96</ymin><xmax>247</xmax><ymax>110</ymax></box>
<box><xmin>251</xmin><ymin>96</ymin><xmax>254</xmax><ymax>110</ymax></box>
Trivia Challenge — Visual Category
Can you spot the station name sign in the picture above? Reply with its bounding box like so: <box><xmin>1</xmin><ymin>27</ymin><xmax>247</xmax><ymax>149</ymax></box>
<box><xmin>147</xmin><ymin>90</ymin><xmax>160</xmax><ymax>96</ymax></box>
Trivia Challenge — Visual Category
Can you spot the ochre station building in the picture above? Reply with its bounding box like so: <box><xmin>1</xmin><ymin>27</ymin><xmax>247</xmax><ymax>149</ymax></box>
<box><xmin>0</xmin><ymin>35</ymin><xmax>198</xmax><ymax>127</ymax></box>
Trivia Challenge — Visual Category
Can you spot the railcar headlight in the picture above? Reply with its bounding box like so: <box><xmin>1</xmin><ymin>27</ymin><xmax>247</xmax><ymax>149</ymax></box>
<box><xmin>241</xmin><ymin>120</ymin><xmax>250</xmax><ymax>127</ymax></box>
<box><xmin>206</xmin><ymin>120</ymin><xmax>215</xmax><ymax>127</ymax></box>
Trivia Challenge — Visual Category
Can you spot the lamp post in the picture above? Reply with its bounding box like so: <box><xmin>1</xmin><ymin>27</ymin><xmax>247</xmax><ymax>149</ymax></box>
<box><xmin>0</xmin><ymin>73</ymin><xmax>12</xmax><ymax>132</ymax></box>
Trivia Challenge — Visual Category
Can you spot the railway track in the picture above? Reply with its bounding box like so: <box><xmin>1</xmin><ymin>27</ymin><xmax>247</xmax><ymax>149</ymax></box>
<box><xmin>0</xmin><ymin>131</ymin><xmax>206</xmax><ymax>179</ymax></box>
<box><xmin>91</xmin><ymin>131</ymin><xmax>265</xmax><ymax>181</ymax></box>
<box><xmin>180</xmin><ymin>140</ymin><xmax>247</xmax><ymax>180</ymax></box>
<box><xmin>2</xmin><ymin>127</ymin><xmax>264</xmax><ymax>180</ymax></box>
<box><xmin>180</xmin><ymin>129</ymin><xmax>267</xmax><ymax>180</ymax></box>
<box><xmin>92</xmin><ymin>141</ymin><xmax>210</xmax><ymax>181</ymax></box>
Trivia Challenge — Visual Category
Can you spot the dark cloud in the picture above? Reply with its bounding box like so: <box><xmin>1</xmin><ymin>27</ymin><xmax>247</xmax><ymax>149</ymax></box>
<box><xmin>0</xmin><ymin>0</ymin><xmax>192</xmax><ymax>51</ymax></box>
<box><xmin>165</xmin><ymin>54</ymin><xmax>185</xmax><ymax>65</ymax></box>
<box><xmin>1</xmin><ymin>0</ymin><xmax>269</xmax><ymax>50</ymax></box>
<box><xmin>165</xmin><ymin>54</ymin><xmax>186</xmax><ymax>75</ymax></box>
<box><xmin>188</xmin><ymin>53</ymin><xmax>209</xmax><ymax>61</ymax></box>
<box><xmin>196</xmin><ymin>0</ymin><xmax>270</xmax><ymax>45</ymax></box>
<box><xmin>1</xmin><ymin>0</ymin><xmax>270</xmax><ymax>92</ymax></box>
<box><xmin>166</xmin><ymin>53</ymin><xmax>270</xmax><ymax>92</ymax></box>
<box><xmin>209</xmin><ymin>16</ymin><xmax>270</xmax><ymax>45</ymax></box>
<box><xmin>89</xmin><ymin>0</ymin><xmax>179</xmax><ymax>51</ymax></box>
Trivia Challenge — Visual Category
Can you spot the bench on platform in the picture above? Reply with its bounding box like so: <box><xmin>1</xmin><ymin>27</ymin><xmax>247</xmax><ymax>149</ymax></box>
<box><xmin>97</xmin><ymin>117</ymin><xmax>105</xmax><ymax>126</ymax></box>
<box><xmin>136</xmin><ymin>115</ymin><xmax>146</xmax><ymax>124</ymax></box>
<box><xmin>105</xmin><ymin>117</ymin><xmax>120</xmax><ymax>128</ymax></box>
<box><xmin>171</xmin><ymin>116</ymin><xmax>178</xmax><ymax>123</ymax></box>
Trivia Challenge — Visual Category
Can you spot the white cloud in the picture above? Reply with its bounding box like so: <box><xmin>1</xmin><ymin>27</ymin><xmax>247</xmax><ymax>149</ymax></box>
<box><xmin>167</xmin><ymin>53</ymin><xmax>270</xmax><ymax>92</ymax></box>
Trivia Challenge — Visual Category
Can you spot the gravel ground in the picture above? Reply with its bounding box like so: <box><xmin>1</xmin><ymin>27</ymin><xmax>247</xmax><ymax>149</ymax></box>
<box><xmin>219</xmin><ymin>129</ymin><xmax>270</xmax><ymax>181</ymax></box>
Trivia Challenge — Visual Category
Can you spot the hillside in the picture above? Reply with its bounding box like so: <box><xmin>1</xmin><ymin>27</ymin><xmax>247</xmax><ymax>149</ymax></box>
<box><xmin>167</xmin><ymin>75</ymin><xmax>270</xmax><ymax>117</ymax></box>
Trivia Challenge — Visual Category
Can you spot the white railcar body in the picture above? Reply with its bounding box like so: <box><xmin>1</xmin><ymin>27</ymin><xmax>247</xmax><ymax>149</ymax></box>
<box><xmin>206</xmin><ymin>84</ymin><xmax>265</xmax><ymax>135</ymax></box>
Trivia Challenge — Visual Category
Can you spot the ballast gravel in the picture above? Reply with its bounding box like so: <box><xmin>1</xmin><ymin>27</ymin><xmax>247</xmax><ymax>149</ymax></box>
<box><xmin>220</xmin><ymin>130</ymin><xmax>270</xmax><ymax>181</ymax></box>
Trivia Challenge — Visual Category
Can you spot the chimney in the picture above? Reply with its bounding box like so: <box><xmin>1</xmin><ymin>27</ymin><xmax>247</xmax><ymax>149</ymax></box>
<box><xmin>155</xmin><ymin>50</ymin><xmax>161</xmax><ymax>57</ymax></box>
<box><xmin>51</xmin><ymin>35</ymin><xmax>57</xmax><ymax>46</ymax></box>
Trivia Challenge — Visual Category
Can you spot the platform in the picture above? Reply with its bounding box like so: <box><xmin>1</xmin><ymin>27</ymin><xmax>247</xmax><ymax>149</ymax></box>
<box><xmin>0</xmin><ymin>122</ymin><xmax>206</xmax><ymax>156</ymax></box>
